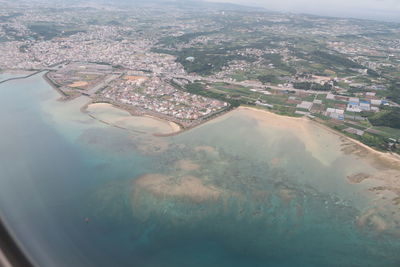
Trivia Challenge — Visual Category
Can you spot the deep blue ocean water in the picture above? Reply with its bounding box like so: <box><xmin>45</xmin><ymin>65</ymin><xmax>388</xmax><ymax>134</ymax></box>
<box><xmin>0</xmin><ymin>73</ymin><xmax>400</xmax><ymax>267</ymax></box>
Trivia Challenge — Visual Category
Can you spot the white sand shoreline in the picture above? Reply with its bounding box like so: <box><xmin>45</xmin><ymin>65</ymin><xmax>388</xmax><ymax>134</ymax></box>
<box><xmin>85</xmin><ymin>102</ymin><xmax>182</xmax><ymax>135</ymax></box>
<box><xmin>240</xmin><ymin>106</ymin><xmax>400</xmax><ymax>164</ymax></box>
<box><xmin>82</xmin><ymin>96</ymin><xmax>400</xmax><ymax>165</ymax></box>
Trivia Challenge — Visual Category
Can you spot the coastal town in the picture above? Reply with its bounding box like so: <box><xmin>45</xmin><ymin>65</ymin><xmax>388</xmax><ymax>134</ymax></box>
<box><xmin>0</xmin><ymin>0</ymin><xmax>399</xmax><ymax>151</ymax></box>
<box><xmin>3</xmin><ymin>2</ymin><xmax>400</xmax><ymax>267</ymax></box>
<box><xmin>44</xmin><ymin>61</ymin><xmax>229</xmax><ymax>128</ymax></box>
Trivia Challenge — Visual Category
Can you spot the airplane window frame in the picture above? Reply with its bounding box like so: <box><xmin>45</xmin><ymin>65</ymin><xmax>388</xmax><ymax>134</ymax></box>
<box><xmin>0</xmin><ymin>219</ymin><xmax>34</xmax><ymax>267</ymax></box>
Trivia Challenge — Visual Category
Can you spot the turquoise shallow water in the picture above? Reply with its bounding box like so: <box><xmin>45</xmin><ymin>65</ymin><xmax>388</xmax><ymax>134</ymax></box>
<box><xmin>0</xmin><ymin>73</ymin><xmax>400</xmax><ymax>267</ymax></box>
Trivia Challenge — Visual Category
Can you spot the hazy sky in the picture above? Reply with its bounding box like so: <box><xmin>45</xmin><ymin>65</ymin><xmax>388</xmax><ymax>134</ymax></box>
<box><xmin>206</xmin><ymin>0</ymin><xmax>400</xmax><ymax>21</ymax></box>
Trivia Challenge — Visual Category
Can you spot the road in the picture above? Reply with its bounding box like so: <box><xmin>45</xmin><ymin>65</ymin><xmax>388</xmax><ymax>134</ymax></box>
<box><xmin>171</xmin><ymin>74</ymin><xmax>328</xmax><ymax>95</ymax></box>
<box><xmin>87</xmin><ymin>74</ymin><xmax>121</xmax><ymax>96</ymax></box>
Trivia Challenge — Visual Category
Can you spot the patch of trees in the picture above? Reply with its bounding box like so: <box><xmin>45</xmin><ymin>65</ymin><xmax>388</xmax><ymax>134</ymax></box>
<box><xmin>312</xmin><ymin>51</ymin><xmax>364</xmax><ymax>69</ymax></box>
<box><xmin>29</xmin><ymin>24</ymin><xmax>61</xmax><ymax>40</ymax></box>
<box><xmin>173</xmin><ymin>48</ymin><xmax>256</xmax><ymax>76</ymax></box>
<box><xmin>19</xmin><ymin>44</ymin><xmax>29</xmax><ymax>53</ymax></box>
<box><xmin>387</xmin><ymin>82</ymin><xmax>400</xmax><ymax>105</ymax></box>
<box><xmin>154</xmin><ymin>45</ymin><xmax>256</xmax><ymax>76</ymax></box>
<box><xmin>240</xmin><ymin>37</ymin><xmax>282</xmax><ymax>50</ymax></box>
<box><xmin>367</xmin><ymin>69</ymin><xmax>380</xmax><ymax>77</ymax></box>
<box><xmin>359</xmin><ymin>133</ymin><xmax>388</xmax><ymax>151</ymax></box>
<box><xmin>293</xmin><ymin>82</ymin><xmax>332</xmax><ymax>91</ymax></box>
<box><xmin>262</xmin><ymin>53</ymin><xmax>296</xmax><ymax>74</ymax></box>
<box><xmin>158</xmin><ymin>31</ymin><xmax>217</xmax><ymax>47</ymax></box>
<box><xmin>347</xmin><ymin>86</ymin><xmax>365</xmax><ymax>95</ymax></box>
<box><xmin>368</xmin><ymin>107</ymin><xmax>400</xmax><ymax>129</ymax></box>
<box><xmin>257</xmin><ymin>74</ymin><xmax>280</xmax><ymax>84</ymax></box>
<box><xmin>28</xmin><ymin>24</ymin><xmax>85</xmax><ymax>40</ymax></box>
<box><xmin>184</xmin><ymin>83</ymin><xmax>245</xmax><ymax>107</ymax></box>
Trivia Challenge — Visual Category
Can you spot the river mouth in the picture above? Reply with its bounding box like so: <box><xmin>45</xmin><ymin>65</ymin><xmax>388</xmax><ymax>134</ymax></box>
<box><xmin>1</xmin><ymin>72</ymin><xmax>400</xmax><ymax>267</ymax></box>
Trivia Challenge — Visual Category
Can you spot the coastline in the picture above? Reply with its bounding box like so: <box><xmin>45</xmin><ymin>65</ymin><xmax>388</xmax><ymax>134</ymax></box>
<box><xmin>3</xmin><ymin>71</ymin><xmax>400</xmax><ymax>231</ymax></box>
<box><xmin>2</xmin><ymin>70</ymin><xmax>399</xmax><ymax>161</ymax></box>
<box><xmin>82</xmin><ymin>102</ymin><xmax>183</xmax><ymax>135</ymax></box>
<box><xmin>42</xmin><ymin>72</ymin><xmax>76</xmax><ymax>100</ymax></box>
<box><xmin>240</xmin><ymin>106</ymin><xmax>400</xmax><ymax>164</ymax></box>
<box><xmin>142</xmin><ymin>114</ymin><xmax>182</xmax><ymax>134</ymax></box>
<box><xmin>40</xmin><ymin>69</ymin><xmax>234</xmax><ymax>135</ymax></box>
<box><xmin>86</xmin><ymin>98</ymin><xmax>235</xmax><ymax>137</ymax></box>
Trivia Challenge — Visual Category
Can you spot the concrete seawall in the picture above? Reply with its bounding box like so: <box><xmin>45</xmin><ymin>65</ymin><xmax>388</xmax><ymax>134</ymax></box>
<box><xmin>42</xmin><ymin>72</ymin><xmax>69</xmax><ymax>97</ymax></box>
<box><xmin>0</xmin><ymin>70</ymin><xmax>44</xmax><ymax>84</ymax></box>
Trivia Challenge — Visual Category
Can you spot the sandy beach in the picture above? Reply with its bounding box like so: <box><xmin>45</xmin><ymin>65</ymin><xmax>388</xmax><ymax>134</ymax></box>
<box><xmin>85</xmin><ymin>103</ymin><xmax>182</xmax><ymax>135</ymax></box>
<box><xmin>84</xmin><ymin>101</ymin><xmax>400</xmax><ymax>167</ymax></box>
<box><xmin>228</xmin><ymin>106</ymin><xmax>345</xmax><ymax>166</ymax></box>
<box><xmin>240</xmin><ymin>106</ymin><xmax>400</xmax><ymax>165</ymax></box>
<box><xmin>142</xmin><ymin>114</ymin><xmax>182</xmax><ymax>134</ymax></box>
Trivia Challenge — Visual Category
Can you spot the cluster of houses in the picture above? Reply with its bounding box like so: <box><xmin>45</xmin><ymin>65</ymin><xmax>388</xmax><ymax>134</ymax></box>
<box><xmin>101</xmin><ymin>75</ymin><xmax>228</xmax><ymax>121</ymax></box>
<box><xmin>325</xmin><ymin>93</ymin><xmax>389</xmax><ymax>121</ymax></box>
<box><xmin>346</xmin><ymin>97</ymin><xmax>381</xmax><ymax>113</ymax></box>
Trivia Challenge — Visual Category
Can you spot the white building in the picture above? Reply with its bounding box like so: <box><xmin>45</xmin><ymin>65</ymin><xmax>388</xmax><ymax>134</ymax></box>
<box><xmin>296</xmin><ymin>101</ymin><xmax>313</xmax><ymax>110</ymax></box>
<box><xmin>359</xmin><ymin>102</ymin><xmax>371</xmax><ymax>111</ymax></box>
<box><xmin>347</xmin><ymin>104</ymin><xmax>362</xmax><ymax>113</ymax></box>
<box><xmin>326</xmin><ymin>108</ymin><xmax>344</xmax><ymax>120</ymax></box>
<box><xmin>349</xmin><ymin>97</ymin><xmax>360</xmax><ymax>104</ymax></box>
<box><xmin>326</xmin><ymin>93</ymin><xmax>335</xmax><ymax>100</ymax></box>
<box><xmin>326</xmin><ymin>108</ymin><xmax>344</xmax><ymax>114</ymax></box>
<box><xmin>371</xmin><ymin>99</ymin><xmax>382</xmax><ymax>106</ymax></box>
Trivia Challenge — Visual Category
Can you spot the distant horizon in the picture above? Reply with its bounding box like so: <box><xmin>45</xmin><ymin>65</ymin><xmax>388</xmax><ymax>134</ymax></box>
<box><xmin>205</xmin><ymin>0</ymin><xmax>400</xmax><ymax>22</ymax></box>
<box><xmin>3</xmin><ymin>0</ymin><xmax>400</xmax><ymax>23</ymax></box>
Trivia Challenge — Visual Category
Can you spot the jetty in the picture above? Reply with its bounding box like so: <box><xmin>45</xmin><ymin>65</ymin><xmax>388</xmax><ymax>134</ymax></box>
<box><xmin>0</xmin><ymin>70</ymin><xmax>44</xmax><ymax>85</ymax></box>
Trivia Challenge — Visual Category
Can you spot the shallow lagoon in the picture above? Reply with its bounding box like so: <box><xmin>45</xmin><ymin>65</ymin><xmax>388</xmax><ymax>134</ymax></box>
<box><xmin>1</xmin><ymin>73</ymin><xmax>400</xmax><ymax>267</ymax></box>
